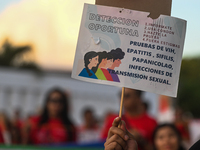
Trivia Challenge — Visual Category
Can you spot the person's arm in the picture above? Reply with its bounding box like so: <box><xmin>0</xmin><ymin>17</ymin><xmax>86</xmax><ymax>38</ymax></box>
<box><xmin>104</xmin><ymin>117</ymin><xmax>138</xmax><ymax>150</ymax></box>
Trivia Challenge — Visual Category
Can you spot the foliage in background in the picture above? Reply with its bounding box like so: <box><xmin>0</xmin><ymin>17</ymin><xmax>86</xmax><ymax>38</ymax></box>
<box><xmin>177</xmin><ymin>58</ymin><xmax>200</xmax><ymax>118</ymax></box>
<box><xmin>0</xmin><ymin>40</ymin><xmax>41</xmax><ymax>72</ymax></box>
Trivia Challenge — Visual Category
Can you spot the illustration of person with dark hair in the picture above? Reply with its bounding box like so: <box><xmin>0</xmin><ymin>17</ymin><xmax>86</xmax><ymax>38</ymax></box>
<box><xmin>108</xmin><ymin>48</ymin><xmax>125</xmax><ymax>82</ymax></box>
<box><xmin>79</xmin><ymin>51</ymin><xmax>99</xmax><ymax>79</ymax></box>
<box><xmin>94</xmin><ymin>51</ymin><xmax>108</xmax><ymax>80</ymax></box>
<box><xmin>101</xmin><ymin>53</ymin><xmax>114</xmax><ymax>81</ymax></box>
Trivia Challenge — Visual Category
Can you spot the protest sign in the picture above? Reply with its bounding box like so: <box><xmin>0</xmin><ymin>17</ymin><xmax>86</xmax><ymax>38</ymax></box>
<box><xmin>95</xmin><ymin>0</ymin><xmax>172</xmax><ymax>19</ymax></box>
<box><xmin>71</xmin><ymin>3</ymin><xmax>186</xmax><ymax>97</ymax></box>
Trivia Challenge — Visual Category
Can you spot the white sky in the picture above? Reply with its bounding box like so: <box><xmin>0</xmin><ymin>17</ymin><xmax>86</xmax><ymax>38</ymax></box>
<box><xmin>0</xmin><ymin>0</ymin><xmax>199</xmax><ymax>70</ymax></box>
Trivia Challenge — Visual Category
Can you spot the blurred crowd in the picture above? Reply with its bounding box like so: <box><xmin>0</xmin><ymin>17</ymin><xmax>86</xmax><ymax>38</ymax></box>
<box><xmin>0</xmin><ymin>87</ymin><xmax>192</xmax><ymax>150</ymax></box>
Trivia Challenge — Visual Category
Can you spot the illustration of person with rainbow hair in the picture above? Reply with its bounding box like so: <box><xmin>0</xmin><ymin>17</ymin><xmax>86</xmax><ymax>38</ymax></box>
<box><xmin>93</xmin><ymin>51</ymin><xmax>108</xmax><ymax>80</ymax></box>
<box><xmin>101</xmin><ymin>52</ymin><xmax>114</xmax><ymax>81</ymax></box>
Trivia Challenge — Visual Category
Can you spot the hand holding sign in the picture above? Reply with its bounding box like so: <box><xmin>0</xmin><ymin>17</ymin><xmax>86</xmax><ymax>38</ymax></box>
<box><xmin>104</xmin><ymin>117</ymin><xmax>138</xmax><ymax>150</ymax></box>
<box><xmin>71</xmin><ymin>3</ymin><xmax>186</xmax><ymax>150</ymax></box>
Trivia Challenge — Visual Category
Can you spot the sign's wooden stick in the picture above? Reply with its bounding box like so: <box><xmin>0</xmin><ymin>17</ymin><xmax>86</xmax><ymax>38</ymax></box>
<box><xmin>118</xmin><ymin>87</ymin><xmax>125</xmax><ymax>128</ymax></box>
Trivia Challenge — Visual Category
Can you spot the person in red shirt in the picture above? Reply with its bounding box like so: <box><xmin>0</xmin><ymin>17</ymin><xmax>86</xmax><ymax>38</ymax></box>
<box><xmin>0</xmin><ymin>112</ymin><xmax>11</xmax><ymax>144</ymax></box>
<box><xmin>10</xmin><ymin>109</ymin><xmax>23</xmax><ymax>144</ymax></box>
<box><xmin>174</xmin><ymin>108</ymin><xmax>190</xmax><ymax>145</ymax></box>
<box><xmin>77</xmin><ymin>108</ymin><xmax>100</xmax><ymax>143</ymax></box>
<box><xmin>101</xmin><ymin>88</ymin><xmax>157</xmax><ymax>150</ymax></box>
<box><xmin>22</xmin><ymin>87</ymin><xmax>76</xmax><ymax>145</ymax></box>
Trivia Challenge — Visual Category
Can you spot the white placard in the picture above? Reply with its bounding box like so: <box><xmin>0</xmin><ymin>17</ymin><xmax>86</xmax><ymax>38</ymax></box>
<box><xmin>72</xmin><ymin>3</ymin><xmax>187</xmax><ymax>97</ymax></box>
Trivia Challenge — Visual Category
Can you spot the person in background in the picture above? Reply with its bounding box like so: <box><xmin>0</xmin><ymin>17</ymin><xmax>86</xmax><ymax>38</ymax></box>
<box><xmin>105</xmin><ymin>117</ymin><xmax>200</xmax><ymax>150</ymax></box>
<box><xmin>189</xmin><ymin>140</ymin><xmax>200</xmax><ymax>150</ymax></box>
<box><xmin>10</xmin><ymin>109</ymin><xmax>23</xmax><ymax>144</ymax></box>
<box><xmin>22</xmin><ymin>87</ymin><xmax>76</xmax><ymax>144</ymax></box>
<box><xmin>142</xmin><ymin>101</ymin><xmax>149</xmax><ymax>112</ymax></box>
<box><xmin>77</xmin><ymin>107</ymin><xmax>100</xmax><ymax>143</ymax></box>
<box><xmin>174</xmin><ymin>108</ymin><xmax>190</xmax><ymax>146</ymax></box>
<box><xmin>0</xmin><ymin>112</ymin><xmax>12</xmax><ymax>144</ymax></box>
<box><xmin>152</xmin><ymin>123</ymin><xmax>185</xmax><ymax>150</ymax></box>
<box><xmin>101</xmin><ymin>88</ymin><xmax>157</xmax><ymax>150</ymax></box>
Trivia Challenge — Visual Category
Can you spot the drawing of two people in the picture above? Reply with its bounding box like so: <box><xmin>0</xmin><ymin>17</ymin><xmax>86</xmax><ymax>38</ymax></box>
<box><xmin>78</xmin><ymin>48</ymin><xmax>125</xmax><ymax>82</ymax></box>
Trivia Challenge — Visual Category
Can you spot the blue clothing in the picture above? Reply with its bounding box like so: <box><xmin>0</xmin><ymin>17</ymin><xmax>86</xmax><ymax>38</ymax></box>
<box><xmin>79</xmin><ymin>68</ymin><xmax>98</xmax><ymax>79</ymax></box>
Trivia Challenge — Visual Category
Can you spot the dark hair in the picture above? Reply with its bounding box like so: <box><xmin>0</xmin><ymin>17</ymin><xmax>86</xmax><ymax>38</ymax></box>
<box><xmin>82</xmin><ymin>107</ymin><xmax>94</xmax><ymax>117</ymax></box>
<box><xmin>134</xmin><ymin>89</ymin><xmax>143</xmax><ymax>98</ymax></box>
<box><xmin>84</xmin><ymin>51</ymin><xmax>98</xmax><ymax>76</ymax></box>
<box><xmin>109</xmin><ymin>48</ymin><xmax>125</xmax><ymax>61</ymax></box>
<box><xmin>152</xmin><ymin>123</ymin><xmax>185</xmax><ymax>150</ymax></box>
<box><xmin>107</xmin><ymin>52</ymin><xmax>114</xmax><ymax>60</ymax></box>
<box><xmin>98</xmin><ymin>51</ymin><xmax>107</xmax><ymax>63</ymax></box>
<box><xmin>118</xmin><ymin>89</ymin><xmax>143</xmax><ymax>99</ymax></box>
<box><xmin>39</xmin><ymin>87</ymin><xmax>75</xmax><ymax>141</ymax></box>
<box><xmin>142</xmin><ymin>101</ymin><xmax>149</xmax><ymax>111</ymax></box>
<box><xmin>92</xmin><ymin>51</ymin><xmax>107</xmax><ymax>73</ymax></box>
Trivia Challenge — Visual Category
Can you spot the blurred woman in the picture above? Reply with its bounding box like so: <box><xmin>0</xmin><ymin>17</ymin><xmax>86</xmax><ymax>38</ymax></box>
<box><xmin>153</xmin><ymin>124</ymin><xmax>185</xmax><ymax>150</ymax></box>
<box><xmin>22</xmin><ymin>88</ymin><xmax>76</xmax><ymax>145</ymax></box>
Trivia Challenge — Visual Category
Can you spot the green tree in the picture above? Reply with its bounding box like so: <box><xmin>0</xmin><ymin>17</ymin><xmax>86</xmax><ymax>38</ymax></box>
<box><xmin>0</xmin><ymin>40</ymin><xmax>40</xmax><ymax>71</ymax></box>
<box><xmin>176</xmin><ymin>58</ymin><xmax>200</xmax><ymax>117</ymax></box>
